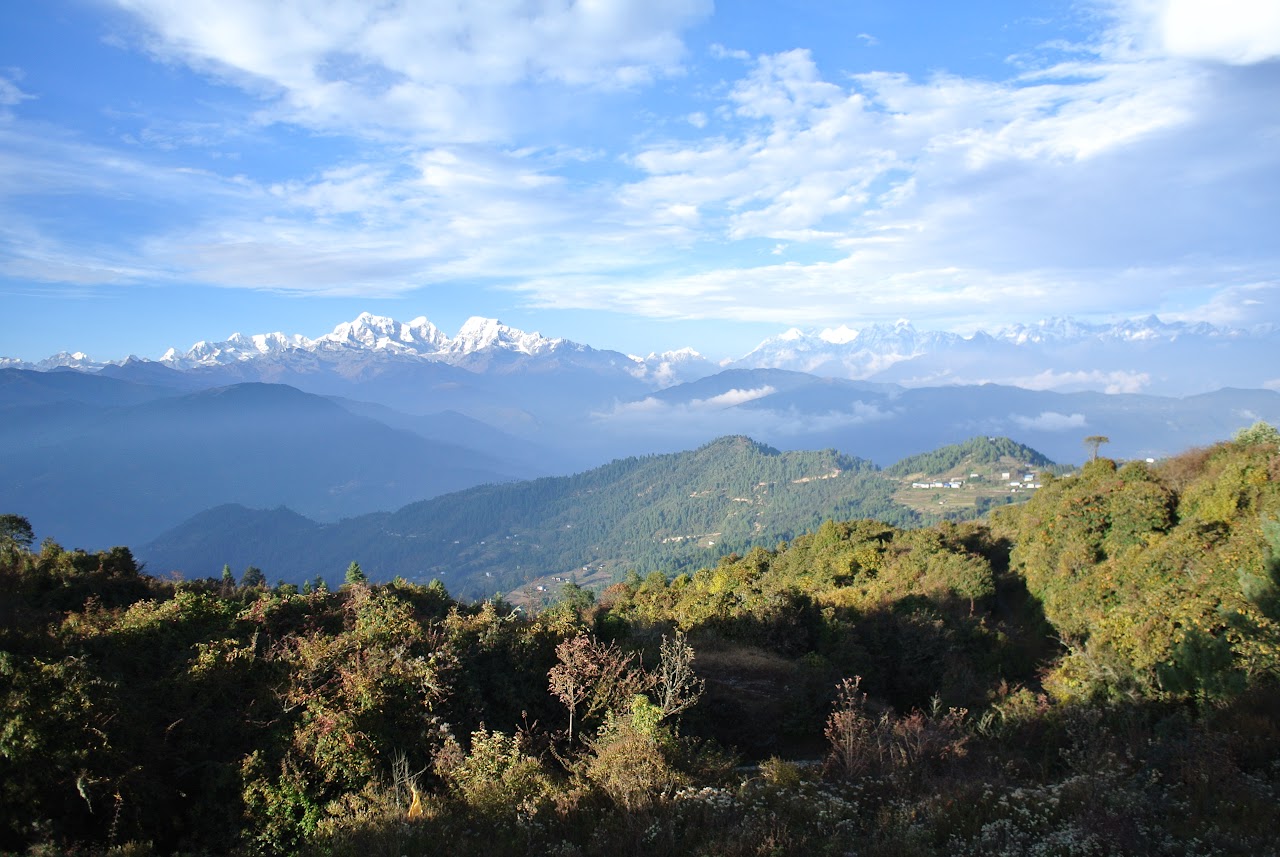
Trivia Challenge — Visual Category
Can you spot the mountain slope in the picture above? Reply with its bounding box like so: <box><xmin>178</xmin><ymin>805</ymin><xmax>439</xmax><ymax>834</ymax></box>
<box><xmin>0</xmin><ymin>367</ymin><xmax>173</xmax><ymax>408</ymax></box>
<box><xmin>140</xmin><ymin>435</ymin><xmax>1058</xmax><ymax>599</ymax></box>
<box><xmin>141</xmin><ymin>437</ymin><xmax>900</xmax><ymax>595</ymax></box>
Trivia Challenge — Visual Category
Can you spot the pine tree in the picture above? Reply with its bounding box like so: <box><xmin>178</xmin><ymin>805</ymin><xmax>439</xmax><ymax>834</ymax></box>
<box><xmin>345</xmin><ymin>561</ymin><xmax>367</xmax><ymax>585</ymax></box>
<box><xmin>241</xmin><ymin>565</ymin><xmax>266</xmax><ymax>588</ymax></box>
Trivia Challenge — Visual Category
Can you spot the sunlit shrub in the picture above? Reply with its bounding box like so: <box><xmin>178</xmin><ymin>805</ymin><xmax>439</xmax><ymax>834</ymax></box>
<box><xmin>436</xmin><ymin>728</ymin><xmax>552</xmax><ymax>818</ymax></box>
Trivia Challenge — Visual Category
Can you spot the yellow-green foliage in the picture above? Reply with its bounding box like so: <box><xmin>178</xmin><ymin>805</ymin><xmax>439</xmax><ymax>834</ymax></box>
<box><xmin>996</xmin><ymin>441</ymin><xmax>1280</xmax><ymax>701</ymax></box>
<box><xmin>436</xmin><ymin>728</ymin><xmax>551</xmax><ymax>817</ymax></box>
<box><xmin>582</xmin><ymin>696</ymin><xmax>684</xmax><ymax>811</ymax></box>
<box><xmin>610</xmin><ymin>519</ymin><xmax>996</xmax><ymax>631</ymax></box>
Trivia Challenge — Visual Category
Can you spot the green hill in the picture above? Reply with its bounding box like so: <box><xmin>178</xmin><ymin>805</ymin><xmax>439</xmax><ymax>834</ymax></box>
<box><xmin>885</xmin><ymin>435</ymin><xmax>1055</xmax><ymax>477</ymax></box>
<box><xmin>142</xmin><ymin>435</ymin><xmax>1056</xmax><ymax>599</ymax></box>
<box><xmin>886</xmin><ymin>435</ymin><xmax>1065</xmax><ymax>518</ymax></box>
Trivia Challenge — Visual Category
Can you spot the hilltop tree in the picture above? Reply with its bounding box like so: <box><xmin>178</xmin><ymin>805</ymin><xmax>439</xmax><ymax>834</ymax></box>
<box><xmin>1083</xmin><ymin>435</ymin><xmax>1110</xmax><ymax>460</ymax></box>
<box><xmin>0</xmin><ymin>514</ymin><xmax>34</xmax><ymax>551</ymax></box>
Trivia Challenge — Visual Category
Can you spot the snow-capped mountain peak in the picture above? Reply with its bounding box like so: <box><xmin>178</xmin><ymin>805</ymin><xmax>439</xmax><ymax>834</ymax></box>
<box><xmin>450</xmin><ymin>317</ymin><xmax>561</xmax><ymax>356</ymax></box>
<box><xmin>321</xmin><ymin>313</ymin><xmax>408</xmax><ymax>350</ymax></box>
<box><xmin>151</xmin><ymin>312</ymin><xmax>598</xmax><ymax>374</ymax></box>
<box><xmin>10</xmin><ymin>310</ymin><xmax>1273</xmax><ymax>398</ymax></box>
<box><xmin>405</xmin><ymin>316</ymin><xmax>448</xmax><ymax>348</ymax></box>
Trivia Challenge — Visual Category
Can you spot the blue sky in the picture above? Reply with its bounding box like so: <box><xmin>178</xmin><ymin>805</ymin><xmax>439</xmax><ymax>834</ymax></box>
<box><xmin>1</xmin><ymin>0</ymin><xmax>1278</xmax><ymax>362</ymax></box>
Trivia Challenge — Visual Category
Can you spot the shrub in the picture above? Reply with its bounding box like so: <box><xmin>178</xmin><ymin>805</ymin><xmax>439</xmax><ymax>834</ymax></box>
<box><xmin>582</xmin><ymin>696</ymin><xmax>685</xmax><ymax>811</ymax></box>
<box><xmin>436</xmin><ymin>728</ymin><xmax>552</xmax><ymax>818</ymax></box>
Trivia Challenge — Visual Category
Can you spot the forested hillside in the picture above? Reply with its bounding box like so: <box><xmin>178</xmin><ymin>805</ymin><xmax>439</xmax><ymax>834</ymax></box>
<box><xmin>142</xmin><ymin>435</ymin><xmax>1052</xmax><ymax>598</ymax></box>
<box><xmin>1</xmin><ymin>427</ymin><xmax>1277</xmax><ymax>855</ymax></box>
<box><xmin>886</xmin><ymin>435</ymin><xmax>1055</xmax><ymax>476</ymax></box>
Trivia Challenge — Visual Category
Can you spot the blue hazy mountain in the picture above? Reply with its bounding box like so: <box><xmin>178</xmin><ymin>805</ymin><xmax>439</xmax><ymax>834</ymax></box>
<box><xmin>0</xmin><ymin>378</ymin><xmax>529</xmax><ymax>549</ymax></box>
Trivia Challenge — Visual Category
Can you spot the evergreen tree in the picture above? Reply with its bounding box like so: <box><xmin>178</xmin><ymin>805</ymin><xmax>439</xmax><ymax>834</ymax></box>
<box><xmin>345</xmin><ymin>561</ymin><xmax>367</xmax><ymax>585</ymax></box>
<box><xmin>240</xmin><ymin>565</ymin><xmax>266</xmax><ymax>588</ymax></box>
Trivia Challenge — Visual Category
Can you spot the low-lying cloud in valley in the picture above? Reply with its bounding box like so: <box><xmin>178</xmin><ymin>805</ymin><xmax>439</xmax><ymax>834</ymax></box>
<box><xmin>1011</xmin><ymin>412</ymin><xmax>1089</xmax><ymax>432</ymax></box>
<box><xmin>594</xmin><ymin>391</ymin><xmax>896</xmax><ymax>445</ymax></box>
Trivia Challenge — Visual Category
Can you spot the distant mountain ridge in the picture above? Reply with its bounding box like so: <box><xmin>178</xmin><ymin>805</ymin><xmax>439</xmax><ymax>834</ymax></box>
<box><xmin>734</xmin><ymin>316</ymin><xmax>1278</xmax><ymax>394</ymax></box>
<box><xmin>4</xmin><ymin>312</ymin><xmax>1275</xmax><ymax>396</ymax></box>
<box><xmin>161</xmin><ymin>313</ymin><xmax>555</xmax><ymax>369</ymax></box>
<box><xmin>5</xmin><ymin>312</ymin><xmax>714</xmax><ymax>388</ymax></box>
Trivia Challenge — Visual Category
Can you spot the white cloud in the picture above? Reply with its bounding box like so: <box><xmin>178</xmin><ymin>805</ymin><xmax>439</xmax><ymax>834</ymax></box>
<box><xmin>112</xmin><ymin>0</ymin><xmax>712</xmax><ymax>141</ymax></box>
<box><xmin>1012</xmin><ymin>369</ymin><xmax>1151</xmax><ymax>394</ymax></box>
<box><xmin>1130</xmin><ymin>0</ymin><xmax>1280</xmax><ymax>64</ymax></box>
<box><xmin>0</xmin><ymin>69</ymin><xmax>34</xmax><ymax>107</ymax></box>
<box><xmin>710</xmin><ymin>43</ymin><xmax>751</xmax><ymax>61</ymax></box>
<box><xmin>1162</xmin><ymin>281</ymin><xmax>1280</xmax><ymax>329</ymax></box>
<box><xmin>541</xmin><ymin>21</ymin><xmax>1276</xmax><ymax>329</ymax></box>
<box><xmin>1011</xmin><ymin>411</ymin><xmax>1088</xmax><ymax>431</ymax></box>
<box><xmin>693</xmin><ymin>386</ymin><xmax>776</xmax><ymax>408</ymax></box>
<box><xmin>609</xmin><ymin>386</ymin><xmax>776</xmax><ymax>416</ymax></box>
<box><xmin>593</xmin><ymin>395</ymin><xmax>894</xmax><ymax>445</ymax></box>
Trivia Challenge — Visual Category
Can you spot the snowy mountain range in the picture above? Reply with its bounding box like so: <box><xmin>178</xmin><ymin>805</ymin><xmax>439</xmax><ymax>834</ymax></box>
<box><xmin>734</xmin><ymin>316</ymin><xmax>1277</xmax><ymax>395</ymax></box>
<box><xmin>5</xmin><ymin>310</ymin><xmax>1279</xmax><ymax>554</ymax></box>
<box><xmin>4</xmin><ymin>312</ymin><xmax>1276</xmax><ymax>396</ymax></box>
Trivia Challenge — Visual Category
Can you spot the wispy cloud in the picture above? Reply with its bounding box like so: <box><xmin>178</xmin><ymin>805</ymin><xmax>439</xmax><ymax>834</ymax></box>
<box><xmin>114</xmin><ymin>0</ymin><xmax>713</xmax><ymax>141</ymax></box>
<box><xmin>1012</xmin><ymin>369</ymin><xmax>1151</xmax><ymax>395</ymax></box>
<box><xmin>0</xmin><ymin>69</ymin><xmax>34</xmax><ymax>108</ymax></box>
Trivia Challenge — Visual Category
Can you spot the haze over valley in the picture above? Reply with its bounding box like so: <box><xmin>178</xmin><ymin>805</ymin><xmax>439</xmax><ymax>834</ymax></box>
<box><xmin>4</xmin><ymin>310</ymin><xmax>1277</xmax><ymax>592</ymax></box>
